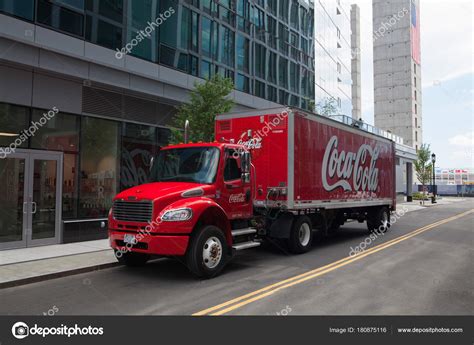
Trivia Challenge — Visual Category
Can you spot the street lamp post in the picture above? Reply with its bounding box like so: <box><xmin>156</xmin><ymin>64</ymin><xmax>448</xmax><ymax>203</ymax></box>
<box><xmin>431</xmin><ymin>153</ymin><xmax>437</xmax><ymax>203</ymax></box>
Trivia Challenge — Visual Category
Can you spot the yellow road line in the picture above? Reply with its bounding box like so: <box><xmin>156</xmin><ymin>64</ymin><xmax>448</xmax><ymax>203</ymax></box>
<box><xmin>193</xmin><ymin>209</ymin><xmax>473</xmax><ymax>316</ymax></box>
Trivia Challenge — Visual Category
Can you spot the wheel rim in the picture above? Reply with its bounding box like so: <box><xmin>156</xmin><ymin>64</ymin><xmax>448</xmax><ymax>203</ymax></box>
<box><xmin>202</xmin><ymin>236</ymin><xmax>223</xmax><ymax>269</ymax></box>
<box><xmin>298</xmin><ymin>223</ymin><xmax>311</xmax><ymax>246</ymax></box>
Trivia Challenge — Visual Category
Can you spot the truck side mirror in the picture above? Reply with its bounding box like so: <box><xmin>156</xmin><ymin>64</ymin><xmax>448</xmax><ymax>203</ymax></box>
<box><xmin>241</xmin><ymin>151</ymin><xmax>251</xmax><ymax>183</ymax></box>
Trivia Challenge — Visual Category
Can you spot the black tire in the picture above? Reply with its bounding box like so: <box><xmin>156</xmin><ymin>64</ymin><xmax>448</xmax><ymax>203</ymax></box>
<box><xmin>287</xmin><ymin>216</ymin><xmax>313</xmax><ymax>254</ymax></box>
<box><xmin>186</xmin><ymin>225</ymin><xmax>228</xmax><ymax>279</ymax></box>
<box><xmin>367</xmin><ymin>207</ymin><xmax>390</xmax><ymax>233</ymax></box>
<box><xmin>115</xmin><ymin>250</ymin><xmax>150</xmax><ymax>267</ymax></box>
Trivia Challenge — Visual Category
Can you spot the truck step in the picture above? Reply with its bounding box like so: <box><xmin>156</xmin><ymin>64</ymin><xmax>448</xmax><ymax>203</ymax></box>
<box><xmin>231</xmin><ymin>228</ymin><xmax>257</xmax><ymax>237</ymax></box>
<box><xmin>232</xmin><ymin>241</ymin><xmax>261</xmax><ymax>251</ymax></box>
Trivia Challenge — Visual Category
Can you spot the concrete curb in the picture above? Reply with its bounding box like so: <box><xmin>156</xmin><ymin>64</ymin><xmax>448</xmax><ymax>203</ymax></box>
<box><xmin>0</xmin><ymin>261</ymin><xmax>120</xmax><ymax>290</ymax></box>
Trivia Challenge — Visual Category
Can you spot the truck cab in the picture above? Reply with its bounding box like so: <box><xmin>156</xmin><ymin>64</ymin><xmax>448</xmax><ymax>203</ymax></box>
<box><xmin>108</xmin><ymin>142</ymin><xmax>257</xmax><ymax>278</ymax></box>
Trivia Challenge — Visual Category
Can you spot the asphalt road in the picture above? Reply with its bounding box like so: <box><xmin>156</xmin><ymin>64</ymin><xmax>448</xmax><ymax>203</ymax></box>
<box><xmin>1</xmin><ymin>201</ymin><xmax>473</xmax><ymax>316</ymax></box>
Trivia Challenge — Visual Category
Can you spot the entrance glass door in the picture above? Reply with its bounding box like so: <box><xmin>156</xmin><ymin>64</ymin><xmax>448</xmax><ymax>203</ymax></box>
<box><xmin>0</xmin><ymin>153</ymin><xmax>28</xmax><ymax>248</ymax></box>
<box><xmin>0</xmin><ymin>150</ymin><xmax>63</xmax><ymax>249</ymax></box>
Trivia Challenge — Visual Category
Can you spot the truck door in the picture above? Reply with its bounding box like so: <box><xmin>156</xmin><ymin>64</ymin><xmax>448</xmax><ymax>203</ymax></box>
<box><xmin>220</xmin><ymin>149</ymin><xmax>252</xmax><ymax>219</ymax></box>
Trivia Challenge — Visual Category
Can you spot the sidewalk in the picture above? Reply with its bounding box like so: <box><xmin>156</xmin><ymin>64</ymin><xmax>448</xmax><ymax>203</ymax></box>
<box><xmin>0</xmin><ymin>197</ymin><xmax>470</xmax><ymax>289</ymax></box>
<box><xmin>399</xmin><ymin>196</ymin><xmax>469</xmax><ymax>213</ymax></box>
<box><xmin>0</xmin><ymin>240</ymin><xmax>117</xmax><ymax>289</ymax></box>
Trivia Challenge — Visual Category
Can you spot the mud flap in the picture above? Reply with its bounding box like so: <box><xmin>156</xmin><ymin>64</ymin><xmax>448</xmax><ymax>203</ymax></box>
<box><xmin>268</xmin><ymin>213</ymin><xmax>294</xmax><ymax>239</ymax></box>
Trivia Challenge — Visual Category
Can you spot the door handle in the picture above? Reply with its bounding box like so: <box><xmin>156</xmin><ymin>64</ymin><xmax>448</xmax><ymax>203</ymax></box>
<box><xmin>31</xmin><ymin>202</ymin><xmax>37</xmax><ymax>214</ymax></box>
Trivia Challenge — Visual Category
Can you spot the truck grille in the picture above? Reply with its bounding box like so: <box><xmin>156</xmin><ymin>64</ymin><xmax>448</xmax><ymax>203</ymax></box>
<box><xmin>113</xmin><ymin>200</ymin><xmax>153</xmax><ymax>223</ymax></box>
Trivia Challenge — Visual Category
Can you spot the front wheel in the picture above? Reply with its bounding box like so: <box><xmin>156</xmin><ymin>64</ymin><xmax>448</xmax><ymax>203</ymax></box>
<box><xmin>287</xmin><ymin>216</ymin><xmax>313</xmax><ymax>254</ymax></box>
<box><xmin>186</xmin><ymin>225</ymin><xmax>228</xmax><ymax>278</ymax></box>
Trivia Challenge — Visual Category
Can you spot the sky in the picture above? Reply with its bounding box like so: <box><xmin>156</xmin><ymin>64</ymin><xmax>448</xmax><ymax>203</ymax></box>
<box><xmin>351</xmin><ymin>0</ymin><xmax>473</xmax><ymax>168</ymax></box>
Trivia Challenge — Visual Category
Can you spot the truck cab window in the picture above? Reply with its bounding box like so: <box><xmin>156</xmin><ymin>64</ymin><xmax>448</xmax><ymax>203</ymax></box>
<box><xmin>224</xmin><ymin>154</ymin><xmax>242</xmax><ymax>181</ymax></box>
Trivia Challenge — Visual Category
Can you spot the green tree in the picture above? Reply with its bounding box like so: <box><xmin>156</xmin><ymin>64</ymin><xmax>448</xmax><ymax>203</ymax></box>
<box><xmin>414</xmin><ymin>144</ymin><xmax>432</xmax><ymax>199</ymax></box>
<box><xmin>170</xmin><ymin>75</ymin><xmax>234</xmax><ymax>144</ymax></box>
<box><xmin>315</xmin><ymin>98</ymin><xmax>338</xmax><ymax>116</ymax></box>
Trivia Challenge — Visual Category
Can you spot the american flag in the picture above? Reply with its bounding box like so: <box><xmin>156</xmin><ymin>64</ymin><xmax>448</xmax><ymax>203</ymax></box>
<box><xmin>411</xmin><ymin>0</ymin><xmax>421</xmax><ymax>64</ymax></box>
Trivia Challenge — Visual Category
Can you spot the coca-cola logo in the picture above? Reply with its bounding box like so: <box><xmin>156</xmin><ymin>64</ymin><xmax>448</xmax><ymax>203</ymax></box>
<box><xmin>322</xmin><ymin>136</ymin><xmax>380</xmax><ymax>192</ymax></box>
<box><xmin>237</xmin><ymin>131</ymin><xmax>262</xmax><ymax>150</ymax></box>
<box><xmin>229</xmin><ymin>193</ymin><xmax>246</xmax><ymax>203</ymax></box>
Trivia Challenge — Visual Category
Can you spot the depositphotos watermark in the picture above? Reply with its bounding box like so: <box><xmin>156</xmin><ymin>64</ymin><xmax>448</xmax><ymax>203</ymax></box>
<box><xmin>349</xmin><ymin>206</ymin><xmax>409</xmax><ymax>257</ymax></box>
<box><xmin>11</xmin><ymin>321</ymin><xmax>103</xmax><ymax>339</ymax></box>
<box><xmin>115</xmin><ymin>7</ymin><xmax>176</xmax><ymax>59</ymax></box>
<box><xmin>0</xmin><ymin>106</ymin><xmax>59</xmax><ymax>159</ymax></box>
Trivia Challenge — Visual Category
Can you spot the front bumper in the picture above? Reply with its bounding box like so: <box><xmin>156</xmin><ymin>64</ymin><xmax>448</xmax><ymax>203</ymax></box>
<box><xmin>109</xmin><ymin>230</ymin><xmax>189</xmax><ymax>256</ymax></box>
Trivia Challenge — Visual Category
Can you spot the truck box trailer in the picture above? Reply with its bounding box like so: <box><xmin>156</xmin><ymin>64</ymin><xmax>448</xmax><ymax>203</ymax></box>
<box><xmin>215</xmin><ymin>107</ymin><xmax>396</xmax><ymax>211</ymax></box>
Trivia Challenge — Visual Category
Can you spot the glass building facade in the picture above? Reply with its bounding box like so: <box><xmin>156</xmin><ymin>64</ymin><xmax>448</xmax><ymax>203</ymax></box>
<box><xmin>0</xmin><ymin>0</ymin><xmax>315</xmax><ymax>248</ymax></box>
<box><xmin>314</xmin><ymin>0</ymin><xmax>352</xmax><ymax>115</ymax></box>
<box><xmin>0</xmin><ymin>0</ymin><xmax>315</xmax><ymax>109</ymax></box>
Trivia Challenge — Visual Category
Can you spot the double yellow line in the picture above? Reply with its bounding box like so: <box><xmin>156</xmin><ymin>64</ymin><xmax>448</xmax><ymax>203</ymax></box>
<box><xmin>193</xmin><ymin>209</ymin><xmax>473</xmax><ymax>316</ymax></box>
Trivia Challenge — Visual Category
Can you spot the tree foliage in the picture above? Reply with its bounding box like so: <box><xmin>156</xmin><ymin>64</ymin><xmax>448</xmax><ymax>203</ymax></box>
<box><xmin>315</xmin><ymin>98</ymin><xmax>338</xmax><ymax>116</ymax></box>
<box><xmin>170</xmin><ymin>75</ymin><xmax>234</xmax><ymax>144</ymax></box>
<box><xmin>414</xmin><ymin>144</ymin><xmax>432</xmax><ymax>193</ymax></box>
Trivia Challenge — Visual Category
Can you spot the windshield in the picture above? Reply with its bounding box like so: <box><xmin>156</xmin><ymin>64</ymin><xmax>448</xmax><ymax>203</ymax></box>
<box><xmin>150</xmin><ymin>147</ymin><xmax>220</xmax><ymax>184</ymax></box>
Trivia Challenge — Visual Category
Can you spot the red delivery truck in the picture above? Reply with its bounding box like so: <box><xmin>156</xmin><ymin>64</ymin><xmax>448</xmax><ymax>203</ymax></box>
<box><xmin>108</xmin><ymin>107</ymin><xmax>396</xmax><ymax>278</ymax></box>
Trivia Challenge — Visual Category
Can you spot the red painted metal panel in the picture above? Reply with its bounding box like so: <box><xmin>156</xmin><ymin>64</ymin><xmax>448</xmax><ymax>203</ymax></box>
<box><xmin>293</xmin><ymin>113</ymin><xmax>395</xmax><ymax>202</ymax></box>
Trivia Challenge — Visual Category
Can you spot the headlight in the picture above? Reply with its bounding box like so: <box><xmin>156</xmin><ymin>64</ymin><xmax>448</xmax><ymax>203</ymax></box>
<box><xmin>161</xmin><ymin>208</ymin><xmax>193</xmax><ymax>222</ymax></box>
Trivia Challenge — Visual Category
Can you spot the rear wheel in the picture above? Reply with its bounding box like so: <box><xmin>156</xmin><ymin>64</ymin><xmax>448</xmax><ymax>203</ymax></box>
<box><xmin>186</xmin><ymin>225</ymin><xmax>228</xmax><ymax>278</ymax></box>
<box><xmin>287</xmin><ymin>216</ymin><xmax>313</xmax><ymax>254</ymax></box>
<box><xmin>367</xmin><ymin>207</ymin><xmax>390</xmax><ymax>233</ymax></box>
<box><xmin>115</xmin><ymin>251</ymin><xmax>150</xmax><ymax>267</ymax></box>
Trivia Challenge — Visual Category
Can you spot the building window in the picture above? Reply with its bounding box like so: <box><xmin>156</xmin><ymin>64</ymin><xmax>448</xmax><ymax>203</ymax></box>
<box><xmin>278</xmin><ymin>23</ymin><xmax>289</xmax><ymax>54</ymax></box>
<box><xmin>254</xmin><ymin>80</ymin><xmax>265</xmax><ymax>98</ymax></box>
<box><xmin>0</xmin><ymin>103</ymin><xmax>29</xmax><ymax>148</ymax></box>
<box><xmin>236</xmin><ymin>74</ymin><xmax>249</xmax><ymax>93</ymax></box>
<box><xmin>279</xmin><ymin>0</ymin><xmax>288</xmax><ymax>22</ymax></box>
<box><xmin>236</xmin><ymin>0</ymin><xmax>250</xmax><ymax>34</ymax></box>
<box><xmin>255</xmin><ymin>44</ymin><xmax>266</xmax><ymax>79</ymax></box>
<box><xmin>415</xmin><ymin>103</ymin><xmax>417</xmax><ymax>114</ymax></box>
<box><xmin>201</xmin><ymin>16</ymin><xmax>212</xmax><ymax>57</ymax></box>
<box><xmin>279</xmin><ymin>90</ymin><xmax>289</xmax><ymax>105</ymax></box>
<box><xmin>79</xmin><ymin>117</ymin><xmax>119</xmax><ymax>218</ymax></box>
<box><xmin>415</xmin><ymin>131</ymin><xmax>418</xmax><ymax>141</ymax></box>
<box><xmin>414</xmin><ymin>76</ymin><xmax>417</xmax><ymax>87</ymax></box>
<box><xmin>236</xmin><ymin>34</ymin><xmax>249</xmax><ymax>73</ymax></box>
<box><xmin>120</xmin><ymin>123</ymin><xmax>164</xmax><ymax>191</ymax></box>
<box><xmin>267</xmin><ymin>51</ymin><xmax>277</xmax><ymax>84</ymax></box>
<box><xmin>0</xmin><ymin>0</ymin><xmax>35</xmax><ymax>20</ymax></box>
<box><xmin>267</xmin><ymin>16</ymin><xmax>277</xmax><ymax>49</ymax></box>
<box><xmin>85</xmin><ymin>0</ymin><xmax>124</xmax><ymax>50</ymax></box>
<box><xmin>267</xmin><ymin>0</ymin><xmax>276</xmax><ymax>15</ymax></box>
<box><xmin>289</xmin><ymin>62</ymin><xmax>298</xmax><ymax>93</ymax></box>
<box><xmin>254</xmin><ymin>7</ymin><xmax>265</xmax><ymax>42</ymax></box>
<box><xmin>200</xmin><ymin>59</ymin><xmax>212</xmax><ymax>78</ymax></box>
<box><xmin>219</xmin><ymin>0</ymin><xmax>235</xmax><ymax>26</ymax></box>
<box><xmin>278</xmin><ymin>57</ymin><xmax>288</xmax><ymax>88</ymax></box>
<box><xmin>37</xmin><ymin>0</ymin><xmax>85</xmax><ymax>37</ymax></box>
<box><xmin>126</xmin><ymin>0</ymin><xmax>160</xmax><ymax>61</ymax></box>
<box><xmin>202</xmin><ymin>0</ymin><xmax>217</xmax><ymax>15</ymax></box>
<box><xmin>290</xmin><ymin>0</ymin><xmax>298</xmax><ymax>29</ymax></box>
<box><xmin>415</xmin><ymin>117</ymin><xmax>418</xmax><ymax>128</ymax></box>
<box><xmin>414</xmin><ymin>90</ymin><xmax>417</xmax><ymax>101</ymax></box>
<box><xmin>179</xmin><ymin>7</ymin><xmax>199</xmax><ymax>53</ymax></box>
<box><xmin>219</xmin><ymin>25</ymin><xmax>234</xmax><ymax>67</ymax></box>
<box><xmin>267</xmin><ymin>85</ymin><xmax>277</xmax><ymax>102</ymax></box>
